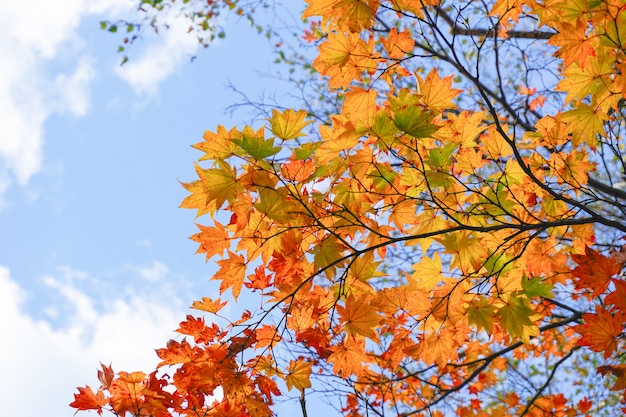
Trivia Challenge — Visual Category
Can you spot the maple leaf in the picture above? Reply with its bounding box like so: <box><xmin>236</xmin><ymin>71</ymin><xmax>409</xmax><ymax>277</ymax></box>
<box><xmin>571</xmin><ymin>246</ymin><xmax>622</xmax><ymax>297</ymax></box>
<box><xmin>417</xmin><ymin>327</ymin><xmax>459</xmax><ymax>366</ymax></box>
<box><xmin>190</xmin><ymin>222</ymin><xmax>230</xmax><ymax>261</ymax></box>
<box><xmin>328</xmin><ymin>336</ymin><xmax>370</xmax><ymax>377</ymax></box>
<box><xmin>284</xmin><ymin>359</ymin><xmax>312</xmax><ymax>392</ymax></box>
<box><xmin>417</xmin><ymin>68</ymin><xmax>462</xmax><ymax>112</ymax></box>
<box><xmin>467</xmin><ymin>297</ymin><xmax>496</xmax><ymax>334</ymax></box>
<box><xmin>268</xmin><ymin>109</ymin><xmax>311</xmax><ymax>141</ymax></box>
<box><xmin>342</xmin><ymin>87</ymin><xmax>378</xmax><ymax>124</ymax></box>
<box><xmin>176</xmin><ymin>314</ymin><xmax>221</xmax><ymax>344</ymax></box>
<box><xmin>549</xmin><ymin>20</ymin><xmax>598</xmax><ymax>69</ymax></box>
<box><xmin>529</xmin><ymin>95</ymin><xmax>546</xmax><ymax>110</ymax></box>
<box><xmin>495</xmin><ymin>294</ymin><xmax>540</xmax><ymax>344</ymax></box>
<box><xmin>313</xmin><ymin>32</ymin><xmax>375</xmax><ymax>89</ymax></box>
<box><xmin>194</xmin><ymin>125</ymin><xmax>241</xmax><ymax>160</ymax></box>
<box><xmin>97</xmin><ymin>362</ymin><xmax>114</xmax><ymax>390</ymax></box>
<box><xmin>559</xmin><ymin>104</ymin><xmax>608</xmax><ymax>148</ymax></box>
<box><xmin>303</xmin><ymin>0</ymin><xmax>378</xmax><ymax>32</ymax></box>
<box><xmin>480</xmin><ymin>124</ymin><xmax>513</xmax><ymax>159</ymax></box>
<box><xmin>312</xmin><ymin>236</ymin><xmax>345</xmax><ymax>278</ymax></box>
<box><xmin>558</xmin><ymin>55</ymin><xmax>614</xmax><ymax>106</ymax></box>
<box><xmin>575</xmin><ymin>306</ymin><xmax>625</xmax><ymax>358</ymax></box>
<box><xmin>214</xmin><ymin>250</ymin><xmax>247</xmax><ymax>299</ymax></box>
<box><xmin>70</xmin><ymin>386</ymin><xmax>107</xmax><ymax>414</ymax></box>
<box><xmin>606</xmin><ymin>279</ymin><xmax>626</xmax><ymax>314</ymax></box>
<box><xmin>390</xmin><ymin>90</ymin><xmax>439</xmax><ymax>138</ymax></box>
<box><xmin>182</xmin><ymin>162</ymin><xmax>242</xmax><ymax>213</ymax></box>
<box><xmin>156</xmin><ymin>339</ymin><xmax>197</xmax><ymax>366</ymax></box>
<box><xmin>109</xmin><ymin>372</ymin><xmax>147</xmax><ymax>416</ymax></box>
<box><xmin>337</xmin><ymin>294</ymin><xmax>383</xmax><ymax>340</ymax></box>
<box><xmin>381</xmin><ymin>27</ymin><xmax>414</xmax><ymax>59</ymax></box>
<box><xmin>411</xmin><ymin>252</ymin><xmax>443</xmax><ymax>291</ymax></box>
<box><xmin>232</xmin><ymin>132</ymin><xmax>281</xmax><ymax>161</ymax></box>
<box><xmin>598</xmin><ymin>364</ymin><xmax>626</xmax><ymax>391</ymax></box>
<box><xmin>190</xmin><ymin>296</ymin><xmax>227</xmax><ymax>313</ymax></box>
<box><xmin>519</xmin><ymin>85</ymin><xmax>536</xmax><ymax>95</ymax></box>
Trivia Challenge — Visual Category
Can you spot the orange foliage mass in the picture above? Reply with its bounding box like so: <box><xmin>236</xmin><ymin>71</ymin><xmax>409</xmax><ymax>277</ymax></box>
<box><xmin>72</xmin><ymin>0</ymin><xmax>626</xmax><ymax>416</ymax></box>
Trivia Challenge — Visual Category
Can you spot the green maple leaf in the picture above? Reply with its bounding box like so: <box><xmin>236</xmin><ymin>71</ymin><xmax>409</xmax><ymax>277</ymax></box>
<box><xmin>521</xmin><ymin>276</ymin><xmax>554</xmax><ymax>299</ymax></box>
<box><xmin>496</xmin><ymin>294</ymin><xmax>539</xmax><ymax>343</ymax></box>
<box><xmin>232</xmin><ymin>134</ymin><xmax>281</xmax><ymax>160</ymax></box>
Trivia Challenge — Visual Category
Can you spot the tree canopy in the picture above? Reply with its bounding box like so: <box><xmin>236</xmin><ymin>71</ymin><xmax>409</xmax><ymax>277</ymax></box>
<box><xmin>73</xmin><ymin>0</ymin><xmax>626</xmax><ymax>416</ymax></box>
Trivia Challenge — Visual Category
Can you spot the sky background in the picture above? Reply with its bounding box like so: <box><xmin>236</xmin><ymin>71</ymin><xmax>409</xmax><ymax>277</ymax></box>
<box><xmin>0</xmin><ymin>1</ymin><xmax>308</xmax><ymax>415</ymax></box>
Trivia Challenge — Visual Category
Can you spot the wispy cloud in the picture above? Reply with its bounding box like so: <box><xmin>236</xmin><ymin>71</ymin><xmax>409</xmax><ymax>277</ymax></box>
<box><xmin>125</xmin><ymin>260</ymin><xmax>170</xmax><ymax>282</ymax></box>
<box><xmin>115</xmin><ymin>15</ymin><xmax>200</xmax><ymax>95</ymax></box>
<box><xmin>0</xmin><ymin>0</ymin><xmax>132</xmax><ymax>199</ymax></box>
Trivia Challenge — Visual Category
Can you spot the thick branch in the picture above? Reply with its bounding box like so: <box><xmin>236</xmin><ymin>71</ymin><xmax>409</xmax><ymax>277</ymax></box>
<box><xmin>587</xmin><ymin>176</ymin><xmax>626</xmax><ymax>201</ymax></box>
<box><xmin>438</xmin><ymin>8</ymin><xmax>555</xmax><ymax>39</ymax></box>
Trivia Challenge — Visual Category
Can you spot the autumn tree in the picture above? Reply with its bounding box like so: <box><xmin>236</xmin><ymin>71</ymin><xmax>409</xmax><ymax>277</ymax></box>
<box><xmin>73</xmin><ymin>0</ymin><xmax>626</xmax><ymax>416</ymax></box>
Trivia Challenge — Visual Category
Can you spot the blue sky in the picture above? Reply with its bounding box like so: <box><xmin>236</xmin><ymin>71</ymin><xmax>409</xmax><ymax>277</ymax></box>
<box><xmin>0</xmin><ymin>1</ymin><xmax>307</xmax><ymax>415</ymax></box>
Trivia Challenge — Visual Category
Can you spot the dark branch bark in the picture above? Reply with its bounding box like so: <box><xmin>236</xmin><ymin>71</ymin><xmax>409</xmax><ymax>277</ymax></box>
<box><xmin>437</xmin><ymin>8</ymin><xmax>555</xmax><ymax>39</ymax></box>
<box><xmin>587</xmin><ymin>176</ymin><xmax>626</xmax><ymax>201</ymax></box>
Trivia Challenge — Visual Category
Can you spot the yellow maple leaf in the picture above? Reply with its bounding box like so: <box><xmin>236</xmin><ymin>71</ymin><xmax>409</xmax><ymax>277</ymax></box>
<box><xmin>194</xmin><ymin>125</ymin><xmax>241</xmax><ymax>160</ymax></box>
<box><xmin>411</xmin><ymin>252</ymin><xmax>443</xmax><ymax>291</ymax></box>
<box><xmin>559</xmin><ymin>104</ymin><xmax>608</xmax><ymax>149</ymax></box>
<box><xmin>268</xmin><ymin>109</ymin><xmax>311</xmax><ymax>140</ymax></box>
<box><xmin>284</xmin><ymin>359</ymin><xmax>312</xmax><ymax>392</ymax></box>
<box><xmin>303</xmin><ymin>0</ymin><xmax>378</xmax><ymax>32</ymax></box>
<box><xmin>417</xmin><ymin>68</ymin><xmax>462</xmax><ymax>111</ymax></box>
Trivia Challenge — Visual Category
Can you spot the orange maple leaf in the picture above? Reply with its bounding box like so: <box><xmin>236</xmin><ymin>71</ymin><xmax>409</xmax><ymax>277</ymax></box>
<box><xmin>549</xmin><ymin>21</ymin><xmax>598</xmax><ymax>69</ymax></box>
<box><xmin>190</xmin><ymin>222</ymin><xmax>230</xmax><ymax>261</ymax></box>
<box><xmin>70</xmin><ymin>386</ymin><xmax>107</xmax><ymax>414</ymax></box>
<box><xmin>190</xmin><ymin>296</ymin><xmax>227</xmax><ymax>314</ymax></box>
<box><xmin>575</xmin><ymin>306</ymin><xmax>625</xmax><ymax>358</ymax></box>
<box><xmin>97</xmin><ymin>362</ymin><xmax>114</xmax><ymax>390</ymax></box>
<box><xmin>328</xmin><ymin>336</ymin><xmax>370</xmax><ymax>377</ymax></box>
<box><xmin>606</xmin><ymin>279</ymin><xmax>626</xmax><ymax>314</ymax></box>
<box><xmin>214</xmin><ymin>250</ymin><xmax>247</xmax><ymax>299</ymax></box>
<box><xmin>571</xmin><ymin>246</ymin><xmax>622</xmax><ymax>297</ymax></box>
<box><xmin>337</xmin><ymin>294</ymin><xmax>383</xmax><ymax>340</ymax></box>
<box><xmin>176</xmin><ymin>314</ymin><xmax>221</xmax><ymax>344</ymax></box>
<box><xmin>109</xmin><ymin>372</ymin><xmax>147</xmax><ymax>416</ymax></box>
<box><xmin>381</xmin><ymin>27</ymin><xmax>414</xmax><ymax>59</ymax></box>
<box><xmin>598</xmin><ymin>364</ymin><xmax>626</xmax><ymax>391</ymax></box>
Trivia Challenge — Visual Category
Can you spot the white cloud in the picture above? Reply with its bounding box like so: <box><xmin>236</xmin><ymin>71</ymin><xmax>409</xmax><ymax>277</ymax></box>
<box><xmin>126</xmin><ymin>260</ymin><xmax>170</xmax><ymax>282</ymax></box>
<box><xmin>0</xmin><ymin>0</ymin><xmax>134</xmax><ymax>198</ymax></box>
<box><xmin>0</xmin><ymin>264</ymin><xmax>186</xmax><ymax>417</ymax></box>
<box><xmin>115</xmin><ymin>15</ymin><xmax>200</xmax><ymax>95</ymax></box>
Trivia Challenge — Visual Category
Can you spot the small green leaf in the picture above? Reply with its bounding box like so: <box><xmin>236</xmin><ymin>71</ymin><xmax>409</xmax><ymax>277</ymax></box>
<box><xmin>521</xmin><ymin>276</ymin><xmax>554</xmax><ymax>299</ymax></box>
<box><xmin>293</xmin><ymin>142</ymin><xmax>320</xmax><ymax>161</ymax></box>
<box><xmin>393</xmin><ymin>106</ymin><xmax>438</xmax><ymax>138</ymax></box>
<box><xmin>108</xmin><ymin>25</ymin><xmax>118</xmax><ymax>33</ymax></box>
<box><xmin>232</xmin><ymin>135</ymin><xmax>281</xmax><ymax>160</ymax></box>
<box><xmin>467</xmin><ymin>298</ymin><xmax>496</xmax><ymax>334</ymax></box>
<box><xmin>426</xmin><ymin>143</ymin><xmax>457</xmax><ymax>169</ymax></box>
<box><xmin>100</xmin><ymin>21</ymin><xmax>107</xmax><ymax>30</ymax></box>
